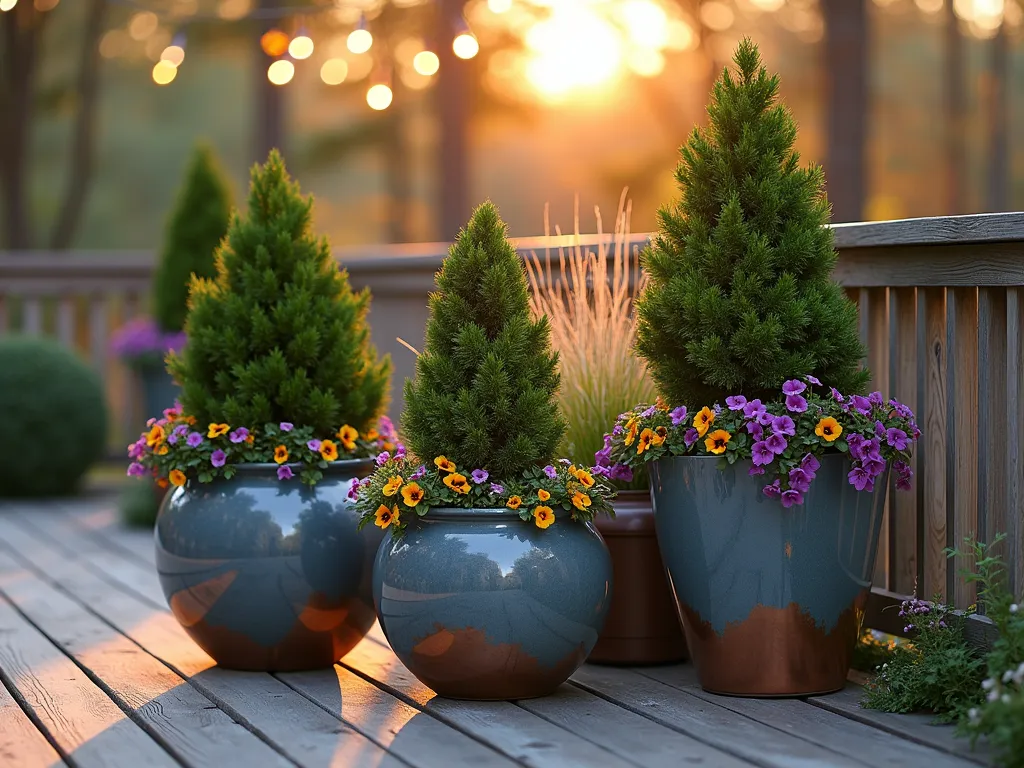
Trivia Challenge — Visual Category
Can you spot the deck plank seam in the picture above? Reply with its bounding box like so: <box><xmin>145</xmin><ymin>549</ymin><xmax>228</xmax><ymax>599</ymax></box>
<box><xmin>0</xmin><ymin>622</ymin><xmax>74</xmax><ymax>768</ymax></box>
<box><xmin>59</xmin><ymin>502</ymin><xmax>157</xmax><ymax>571</ymax></box>
<box><xmin>0</xmin><ymin>564</ymin><xmax>189</xmax><ymax>768</ymax></box>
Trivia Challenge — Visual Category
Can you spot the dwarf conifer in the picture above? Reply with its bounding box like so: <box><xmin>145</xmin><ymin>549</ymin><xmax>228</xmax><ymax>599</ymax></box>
<box><xmin>636</xmin><ymin>39</ymin><xmax>869</xmax><ymax>407</ymax></box>
<box><xmin>169</xmin><ymin>151</ymin><xmax>390</xmax><ymax>434</ymax></box>
<box><xmin>154</xmin><ymin>145</ymin><xmax>232</xmax><ymax>333</ymax></box>
<box><xmin>402</xmin><ymin>202</ymin><xmax>565</xmax><ymax>479</ymax></box>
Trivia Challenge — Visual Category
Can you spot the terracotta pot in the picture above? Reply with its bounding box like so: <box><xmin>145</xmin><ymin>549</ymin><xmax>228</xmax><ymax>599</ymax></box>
<box><xmin>589</xmin><ymin>490</ymin><xmax>687</xmax><ymax>665</ymax></box>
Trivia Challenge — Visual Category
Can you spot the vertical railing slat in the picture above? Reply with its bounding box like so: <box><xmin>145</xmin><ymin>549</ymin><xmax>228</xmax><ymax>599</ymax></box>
<box><xmin>922</xmin><ymin>288</ymin><xmax>948</xmax><ymax>599</ymax></box>
<box><xmin>947</xmin><ymin>287</ymin><xmax>979</xmax><ymax>607</ymax></box>
<box><xmin>889</xmin><ymin>287</ymin><xmax>918</xmax><ymax>595</ymax></box>
<box><xmin>57</xmin><ymin>296</ymin><xmax>76</xmax><ymax>350</ymax></box>
<box><xmin>23</xmin><ymin>297</ymin><xmax>43</xmax><ymax>336</ymax></box>
<box><xmin>1005</xmin><ymin>287</ymin><xmax>1023</xmax><ymax>598</ymax></box>
<box><xmin>866</xmin><ymin>287</ymin><xmax>890</xmax><ymax>590</ymax></box>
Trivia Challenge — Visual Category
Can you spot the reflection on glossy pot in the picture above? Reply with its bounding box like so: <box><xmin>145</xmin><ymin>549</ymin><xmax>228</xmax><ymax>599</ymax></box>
<box><xmin>374</xmin><ymin>508</ymin><xmax>613</xmax><ymax>700</ymax></box>
<box><xmin>650</xmin><ymin>454</ymin><xmax>888</xmax><ymax>697</ymax></box>
<box><xmin>155</xmin><ymin>459</ymin><xmax>382</xmax><ymax>671</ymax></box>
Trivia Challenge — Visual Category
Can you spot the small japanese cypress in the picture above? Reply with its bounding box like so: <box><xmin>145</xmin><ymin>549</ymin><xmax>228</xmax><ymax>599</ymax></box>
<box><xmin>153</xmin><ymin>145</ymin><xmax>232</xmax><ymax>333</ymax></box>
<box><xmin>402</xmin><ymin>202</ymin><xmax>565</xmax><ymax>479</ymax></box>
<box><xmin>635</xmin><ymin>39</ymin><xmax>869</xmax><ymax>407</ymax></box>
<box><xmin>169</xmin><ymin>150</ymin><xmax>390</xmax><ymax>434</ymax></box>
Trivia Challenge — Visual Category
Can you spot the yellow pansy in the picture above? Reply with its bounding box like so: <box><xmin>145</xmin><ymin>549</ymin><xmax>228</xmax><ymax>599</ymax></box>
<box><xmin>704</xmin><ymin>429</ymin><xmax>731</xmax><ymax>455</ymax></box>
<box><xmin>434</xmin><ymin>456</ymin><xmax>457</xmax><ymax>473</ymax></box>
<box><xmin>533</xmin><ymin>505</ymin><xmax>555</xmax><ymax>529</ymax></box>
<box><xmin>694</xmin><ymin>406</ymin><xmax>715</xmax><ymax>437</ymax></box>
<box><xmin>815</xmin><ymin>417</ymin><xmax>843</xmax><ymax>442</ymax></box>
<box><xmin>506</xmin><ymin>495</ymin><xmax>523</xmax><ymax>510</ymax></box>
<box><xmin>571</xmin><ymin>491</ymin><xmax>592</xmax><ymax>511</ymax></box>
<box><xmin>375</xmin><ymin>504</ymin><xmax>399</xmax><ymax>529</ymax></box>
<box><xmin>444</xmin><ymin>472</ymin><xmax>470</xmax><ymax>494</ymax></box>
<box><xmin>401</xmin><ymin>482</ymin><xmax>424</xmax><ymax>507</ymax></box>
<box><xmin>537</xmin><ymin>489</ymin><xmax>551</xmax><ymax>502</ymax></box>
<box><xmin>146</xmin><ymin>424</ymin><xmax>165</xmax><ymax>447</ymax></box>
<box><xmin>169</xmin><ymin>469</ymin><xmax>187</xmax><ymax>487</ymax></box>
<box><xmin>207</xmin><ymin>423</ymin><xmax>230</xmax><ymax>438</ymax></box>
<box><xmin>273</xmin><ymin>445</ymin><xmax>289</xmax><ymax>464</ymax></box>
<box><xmin>320</xmin><ymin>439</ymin><xmax>339</xmax><ymax>462</ymax></box>
<box><xmin>383</xmin><ymin>475</ymin><xmax>403</xmax><ymax>497</ymax></box>
<box><xmin>338</xmin><ymin>425</ymin><xmax>358</xmax><ymax>450</ymax></box>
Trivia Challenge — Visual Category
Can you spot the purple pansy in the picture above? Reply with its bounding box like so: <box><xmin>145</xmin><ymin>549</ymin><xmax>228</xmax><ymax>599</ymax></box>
<box><xmin>683</xmin><ymin>428</ymin><xmax>699</xmax><ymax>447</ymax></box>
<box><xmin>863</xmin><ymin>457</ymin><xmax>887</xmax><ymax>477</ymax></box>
<box><xmin>785</xmin><ymin>394</ymin><xmax>808</xmax><ymax>413</ymax></box>
<box><xmin>746</xmin><ymin>421</ymin><xmax>764</xmax><ymax>440</ymax></box>
<box><xmin>280</xmin><ymin>422</ymin><xmax>294</xmax><ymax>432</ymax></box>
<box><xmin>378</xmin><ymin>415</ymin><xmax>396</xmax><ymax>439</ymax></box>
<box><xmin>127</xmin><ymin>462</ymin><xmax>146</xmax><ymax>477</ymax></box>
<box><xmin>410</xmin><ymin>465</ymin><xmax>427</xmax><ymax>481</ymax></box>
<box><xmin>186</xmin><ymin>432</ymin><xmax>203</xmax><ymax>448</ymax></box>
<box><xmin>875</xmin><ymin>420</ymin><xmax>886</xmax><ymax>438</ymax></box>
<box><xmin>830</xmin><ymin>387</ymin><xmax>845</xmax><ymax>403</ymax></box>
<box><xmin>609</xmin><ymin>464</ymin><xmax>633</xmax><ymax>483</ymax></box>
<box><xmin>748</xmin><ymin>466</ymin><xmax>766</xmax><ymax>476</ymax></box>
<box><xmin>725</xmin><ymin>395</ymin><xmax>747</xmax><ymax>411</ymax></box>
<box><xmin>869</xmin><ymin>391</ymin><xmax>885</xmax><ymax>407</ymax></box>
<box><xmin>849</xmin><ymin>395</ymin><xmax>872</xmax><ymax>415</ymax></box>
<box><xmin>471</xmin><ymin>469</ymin><xmax>489</xmax><ymax>484</ymax></box>
<box><xmin>886</xmin><ymin>428</ymin><xmax>910</xmax><ymax>451</ymax></box>
<box><xmin>743</xmin><ymin>399</ymin><xmax>766</xmax><ymax>419</ymax></box>
<box><xmin>641</xmin><ymin>405</ymin><xmax>658</xmax><ymax>418</ymax></box>
<box><xmin>788</xmin><ymin>467</ymin><xmax>812</xmax><ymax>493</ymax></box>
<box><xmin>782</xmin><ymin>379</ymin><xmax>806</xmax><ymax>396</ymax></box>
<box><xmin>847</xmin><ymin>433</ymin><xmax>867</xmax><ymax>460</ymax></box>
<box><xmin>167</xmin><ymin>432</ymin><xmax>179</xmax><ymax>445</ymax></box>
<box><xmin>670</xmin><ymin>406</ymin><xmax>689</xmax><ymax>426</ymax></box>
<box><xmin>307</xmin><ymin>439</ymin><xmax>322</xmax><ymax>452</ymax></box>
<box><xmin>781</xmin><ymin>489</ymin><xmax>804</xmax><ymax>508</ymax></box>
<box><xmin>765</xmin><ymin>432</ymin><xmax>788</xmax><ymax>455</ymax></box>
<box><xmin>751</xmin><ymin>441</ymin><xmax>775</xmax><ymax>466</ymax></box>
<box><xmin>490</xmin><ymin>483</ymin><xmax>505</xmax><ymax>495</ymax></box>
<box><xmin>543</xmin><ymin>465</ymin><xmax>557</xmax><ymax>479</ymax></box>
<box><xmin>210</xmin><ymin>449</ymin><xmax>226</xmax><ymax>468</ymax></box>
<box><xmin>848</xmin><ymin>467</ymin><xmax>873</xmax><ymax>491</ymax></box>
<box><xmin>595</xmin><ymin>435</ymin><xmax>613</xmax><ymax>467</ymax></box>
<box><xmin>375</xmin><ymin>451</ymin><xmax>390</xmax><ymax>467</ymax></box>
<box><xmin>395</xmin><ymin>444</ymin><xmax>406</xmax><ymax>459</ymax></box>
<box><xmin>801</xmin><ymin>453</ymin><xmax>821</xmax><ymax>473</ymax></box>
<box><xmin>757</xmin><ymin>410</ymin><xmax>775</xmax><ymax>426</ymax></box>
<box><xmin>229</xmin><ymin>427</ymin><xmax>249</xmax><ymax>444</ymax></box>
<box><xmin>771</xmin><ymin>415</ymin><xmax>796</xmax><ymax>436</ymax></box>
<box><xmin>347</xmin><ymin>478</ymin><xmax>361</xmax><ymax>500</ymax></box>
<box><xmin>173</xmin><ymin>424</ymin><xmax>189</xmax><ymax>437</ymax></box>
<box><xmin>612</xmin><ymin>424</ymin><xmax>624</xmax><ymax>436</ymax></box>
<box><xmin>763</xmin><ymin>480</ymin><xmax>782</xmax><ymax>499</ymax></box>
<box><xmin>277</xmin><ymin>465</ymin><xmax>294</xmax><ymax>481</ymax></box>
<box><xmin>805</xmin><ymin>374</ymin><xmax>822</xmax><ymax>386</ymax></box>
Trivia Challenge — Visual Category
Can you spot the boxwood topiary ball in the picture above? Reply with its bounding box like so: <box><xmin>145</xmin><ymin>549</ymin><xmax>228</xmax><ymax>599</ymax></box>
<box><xmin>0</xmin><ymin>336</ymin><xmax>108</xmax><ymax>497</ymax></box>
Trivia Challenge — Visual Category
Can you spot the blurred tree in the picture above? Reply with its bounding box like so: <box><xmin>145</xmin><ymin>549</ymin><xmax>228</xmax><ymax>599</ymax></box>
<box><xmin>0</xmin><ymin>0</ymin><xmax>106</xmax><ymax>249</ymax></box>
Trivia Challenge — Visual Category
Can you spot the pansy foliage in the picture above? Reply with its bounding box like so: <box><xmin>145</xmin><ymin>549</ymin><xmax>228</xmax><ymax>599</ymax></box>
<box><xmin>605</xmin><ymin>377</ymin><xmax>918</xmax><ymax>508</ymax></box>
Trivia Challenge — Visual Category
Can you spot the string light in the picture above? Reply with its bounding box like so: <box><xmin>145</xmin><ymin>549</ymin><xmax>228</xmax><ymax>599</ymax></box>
<box><xmin>347</xmin><ymin>27</ymin><xmax>373</xmax><ymax>54</ymax></box>
<box><xmin>487</xmin><ymin>0</ymin><xmax>512</xmax><ymax>13</ymax></box>
<box><xmin>267</xmin><ymin>58</ymin><xmax>295</xmax><ymax>85</ymax></box>
<box><xmin>161</xmin><ymin>33</ymin><xmax>186</xmax><ymax>67</ymax></box>
<box><xmin>260</xmin><ymin>29</ymin><xmax>290</xmax><ymax>57</ymax></box>
<box><xmin>152</xmin><ymin>60</ymin><xmax>177</xmax><ymax>85</ymax></box>
<box><xmin>413</xmin><ymin>49</ymin><xmax>440</xmax><ymax>76</ymax></box>
<box><xmin>320</xmin><ymin>58</ymin><xmax>348</xmax><ymax>85</ymax></box>
<box><xmin>0</xmin><ymin>0</ymin><xmax>17</xmax><ymax>11</ymax></box>
<box><xmin>366</xmin><ymin>82</ymin><xmax>393</xmax><ymax>110</ymax></box>
<box><xmin>452</xmin><ymin>32</ymin><xmax>479</xmax><ymax>59</ymax></box>
<box><xmin>288</xmin><ymin>29</ymin><xmax>314</xmax><ymax>59</ymax></box>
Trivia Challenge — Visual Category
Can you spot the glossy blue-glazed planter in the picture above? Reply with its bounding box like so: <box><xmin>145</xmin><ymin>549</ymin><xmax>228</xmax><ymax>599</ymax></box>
<box><xmin>374</xmin><ymin>508</ymin><xmax>613</xmax><ymax>700</ymax></box>
<box><xmin>139</xmin><ymin>361</ymin><xmax>179</xmax><ymax>423</ymax></box>
<box><xmin>650</xmin><ymin>454</ymin><xmax>888</xmax><ymax>697</ymax></box>
<box><xmin>155</xmin><ymin>459</ymin><xmax>382</xmax><ymax>671</ymax></box>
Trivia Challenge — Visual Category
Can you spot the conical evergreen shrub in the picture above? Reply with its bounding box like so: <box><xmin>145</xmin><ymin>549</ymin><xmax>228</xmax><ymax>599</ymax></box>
<box><xmin>169</xmin><ymin>150</ymin><xmax>390</xmax><ymax>434</ymax></box>
<box><xmin>402</xmin><ymin>201</ymin><xmax>565</xmax><ymax>479</ymax></box>
<box><xmin>635</xmin><ymin>39</ymin><xmax>869</xmax><ymax>407</ymax></box>
<box><xmin>154</xmin><ymin>144</ymin><xmax>232</xmax><ymax>333</ymax></box>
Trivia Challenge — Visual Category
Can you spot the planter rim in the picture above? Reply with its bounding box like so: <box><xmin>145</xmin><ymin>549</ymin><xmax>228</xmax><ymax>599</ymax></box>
<box><xmin>420</xmin><ymin>506</ymin><xmax>534</xmax><ymax>520</ymax></box>
<box><xmin>227</xmin><ymin>458</ymin><xmax>374</xmax><ymax>474</ymax></box>
<box><xmin>652</xmin><ymin>450</ymin><xmax>852</xmax><ymax>464</ymax></box>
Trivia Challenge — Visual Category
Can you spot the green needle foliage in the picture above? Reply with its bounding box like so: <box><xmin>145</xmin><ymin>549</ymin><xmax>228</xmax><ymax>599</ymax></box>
<box><xmin>636</xmin><ymin>39</ymin><xmax>868</xmax><ymax>407</ymax></box>
<box><xmin>154</xmin><ymin>144</ymin><xmax>232</xmax><ymax>333</ymax></box>
<box><xmin>169</xmin><ymin>150</ymin><xmax>390</xmax><ymax>434</ymax></box>
<box><xmin>403</xmin><ymin>201</ymin><xmax>565</xmax><ymax>479</ymax></box>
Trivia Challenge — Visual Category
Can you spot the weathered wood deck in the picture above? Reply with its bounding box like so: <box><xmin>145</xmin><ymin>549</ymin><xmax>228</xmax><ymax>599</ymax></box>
<box><xmin>0</xmin><ymin>495</ymin><xmax>995</xmax><ymax>768</ymax></box>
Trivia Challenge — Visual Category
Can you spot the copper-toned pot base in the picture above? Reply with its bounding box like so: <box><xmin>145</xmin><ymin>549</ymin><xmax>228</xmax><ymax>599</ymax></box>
<box><xmin>680</xmin><ymin>600</ymin><xmax>865</xmax><ymax>697</ymax></box>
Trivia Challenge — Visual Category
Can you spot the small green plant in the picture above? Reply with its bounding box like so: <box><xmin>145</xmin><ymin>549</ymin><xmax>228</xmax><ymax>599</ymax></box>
<box><xmin>169</xmin><ymin>150</ymin><xmax>390</xmax><ymax>437</ymax></box>
<box><xmin>635</xmin><ymin>38</ymin><xmax>868</xmax><ymax>408</ymax></box>
<box><xmin>525</xmin><ymin>192</ymin><xmax>654</xmax><ymax>491</ymax></box>
<box><xmin>851</xmin><ymin>629</ymin><xmax>899</xmax><ymax>675</ymax></box>
<box><xmin>0</xmin><ymin>337</ymin><xmax>108</xmax><ymax>497</ymax></box>
<box><xmin>862</xmin><ymin>594</ymin><xmax>985</xmax><ymax>722</ymax></box>
<box><xmin>153</xmin><ymin>144</ymin><xmax>232</xmax><ymax>334</ymax></box>
<box><xmin>954</xmin><ymin>535</ymin><xmax>1024</xmax><ymax>768</ymax></box>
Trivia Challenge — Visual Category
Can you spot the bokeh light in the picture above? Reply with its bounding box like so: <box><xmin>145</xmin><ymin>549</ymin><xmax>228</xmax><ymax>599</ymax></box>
<box><xmin>413</xmin><ymin>50</ymin><xmax>440</xmax><ymax>76</ymax></box>
<box><xmin>348</xmin><ymin>28</ymin><xmax>374</xmax><ymax>54</ymax></box>
<box><xmin>217</xmin><ymin>0</ymin><xmax>251</xmax><ymax>19</ymax></box>
<box><xmin>260</xmin><ymin>29</ymin><xmax>290</xmax><ymax>57</ymax></box>
<box><xmin>152</xmin><ymin>60</ymin><xmax>177</xmax><ymax>85</ymax></box>
<box><xmin>161</xmin><ymin>45</ymin><xmax>186</xmax><ymax>67</ymax></box>
<box><xmin>34</xmin><ymin>0</ymin><xmax>60</xmax><ymax>11</ymax></box>
<box><xmin>129</xmin><ymin>11</ymin><xmax>159</xmax><ymax>41</ymax></box>
<box><xmin>0</xmin><ymin>0</ymin><xmax>17</xmax><ymax>11</ymax></box>
<box><xmin>453</xmin><ymin>33</ymin><xmax>480</xmax><ymax>59</ymax></box>
<box><xmin>487</xmin><ymin>0</ymin><xmax>512</xmax><ymax>13</ymax></box>
<box><xmin>524</xmin><ymin>7</ymin><xmax>621</xmax><ymax>99</ymax></box>
<box><xmin>366</xmin><ymin>83</ymin><xmax>394</xmax><ymax>110</ymax></box>
<box><xmin>320</xmin><ymin>58</ymin><xmax>349</xmax><ymax>85</ymax></box>
<box><xmin>267</xmin><ymin>59</ymin><xmax>295</xmax><ymax>85</ymax></box>
<box><xmin>289</xmin><ymin>34</ymin><xmax>314</xmax><ymax>60</ymax></box>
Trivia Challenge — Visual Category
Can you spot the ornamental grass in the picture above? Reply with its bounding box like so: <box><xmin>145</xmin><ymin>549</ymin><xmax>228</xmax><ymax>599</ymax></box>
<box><xmin>355</xmin><ymin>201</ymin><xmax>614</xmax><ymax>536</ymax></box>
<box><xmin>525</xmin><ymin>190</ymin><xmax>655</xmax><ymax>491</ymax></box>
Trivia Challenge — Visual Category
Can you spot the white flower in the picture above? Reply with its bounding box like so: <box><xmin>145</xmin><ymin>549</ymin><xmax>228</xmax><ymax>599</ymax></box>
<box><xmin>1010</xmin><ymin>604</ymin><xmax>1019</xmax><ymax>614</ymax></box>
<box><xmin>1004</xmin><ymin>669</ymin><xmax>1015</xmax><ymax>683</ymax></box>
<box><xmin>982</xmin><ymin>678</ymin><xmax>997</xmax><ymax>690</ymax></box>
<box><xmin>988</xmin><ymin>689</ymin><xmax>1001</xmax><ymax>702</ymax></box>
<box><xmin>1002</xmin><ymin>694</ymin><xmax>1012</xmax><ymax>704</ymax></box>
<box><xmin>968</xmin><ymin>707</ymin><xmax>979</xmax><ymax>721</ymax></box>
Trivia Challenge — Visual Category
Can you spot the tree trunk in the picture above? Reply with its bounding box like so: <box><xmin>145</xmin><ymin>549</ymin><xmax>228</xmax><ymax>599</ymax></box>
<box><xmin>944</xmin><ymin>2</ymin><xmax>966</xmax><ymax>214</ymax></box>
<box><xmin>0</xmin><ymin>4</ymin><xmax>48</xmax><ymax>249</ymax></box>
<box><xmin>49</xmin><ymin>0</ymin><xmax>106</xmax><ymax>249</ymax></box>
<box><xmin>985</xmin><ymin>22</ymin><xmax>1008</xmax><ymax>212</ymax></box>
<box><xmin>434</xmin><ymin>0</ymin><xmax>470</xmax><ymax>240</ymax></box>
<box><xmin>820</xmin><ymin>0</ymin><xmax>868</xmax><ymax>223</ymax></box>
<box><xmin>253</xmin><ymin>10</ymin><xmax>285</xmax><ymax>163</ymax></box>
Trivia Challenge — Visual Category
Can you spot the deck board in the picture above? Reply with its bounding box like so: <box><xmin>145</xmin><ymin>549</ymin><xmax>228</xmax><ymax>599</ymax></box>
<box><xmin>0</xmin><ymin>497</ymin><xmax>998</xmax><ymax>767</ymax></box>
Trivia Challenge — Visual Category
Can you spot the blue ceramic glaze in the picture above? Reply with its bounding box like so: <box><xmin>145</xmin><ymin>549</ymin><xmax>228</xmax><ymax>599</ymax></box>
<box><xmin>155</xmin><ymin>459</ymin><xmax>382</xmax><ymax>671</ymax></box>
<box><xmin>374</xmin><ymin>507</ymin><xmax>613</xmax><ymax>700</ymax></box>
<box><xmin>139</xmin><ymin>362</ymin><xmax>179</xmax><ymax>423</ymax></box>
<box><xmin>650</xmin><ymin>454</ymin><xmax>888</xmax><ymax>696</ymax></box>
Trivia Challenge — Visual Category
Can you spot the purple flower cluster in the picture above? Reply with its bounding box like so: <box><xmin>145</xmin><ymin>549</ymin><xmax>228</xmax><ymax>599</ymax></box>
<box><xmin>593</xmin><ymin>435</ymin><xmax>633</xmax><ymax>483</ymax></box>
<box><xmin>762</xmin><ymin>454</ymin><xmax>820</xmax><ymax>508</ymax></box>
<box><xmin>898</xmin><ymin>596</ymin><xmax>947</xmax><ymax>633</ymax></box>
<box><xmin>110</xmin><ymin>317</ymin><xmax>186</xmax><ymax>361</ymax></box>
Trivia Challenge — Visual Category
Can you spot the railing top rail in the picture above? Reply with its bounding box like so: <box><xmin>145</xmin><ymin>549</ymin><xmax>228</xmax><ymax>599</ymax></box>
<box><xmin>831</xmin><ymin>211</ymin><xmax>1024</xmax><ymax>249</ymax></box>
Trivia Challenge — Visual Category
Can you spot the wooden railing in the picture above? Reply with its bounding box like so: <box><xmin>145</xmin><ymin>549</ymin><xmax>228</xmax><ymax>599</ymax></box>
<box><xmin>1</xmin><ymin>213</ymin><xmax>1022</xmax><ymax>621</ymax></box>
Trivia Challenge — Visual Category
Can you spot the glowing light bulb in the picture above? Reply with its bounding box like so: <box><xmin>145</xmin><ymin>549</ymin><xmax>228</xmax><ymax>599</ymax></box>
<box><xmin>267</xmin><ymin>59</ymin><xmax>295</xmax><ymax>85</ymax></box>
<box><xmin>288</xmin><ymin>33</ymin><xmax>314</xmax><ymax>60</ymax></box>
<box><xmin>366</xmin><ymin>83</ymin><xmax>393</xmax><ymax>110</ymax></box>
<box><xmin>161</xmin><ymin>44</ymin><xmax>185</xmax><ymax>67</ymax></box>
<box><xmin>152</xmin><ymin>60</ymin><xmax>177</xmax><ymax>85</ymax></box>
<box><xmin>452</xmin><ymin>33</ymin><xmax>479</xmax><ymax>59</ymax></box>
<box><xmin>0</xmin><ymin>0</ymin><xmax>18</xmax><ymax>11</ymax></box>
<box><xmin>320</xmin><ymin>58</ymin><xmax>348</xmax><ymax>85</ymax></box>
<box><xmin>413</xmin><ymin>50</ymin><xmax>440</xmax><ymax>76</ymax></box>
<box><xmin>487</xmin><ymin>0</ymin><xmax>512</xmax><ymax>12</ymax></box>
<box><xmin>261</xmin><ymin>29</ymin><xmax>290</xmax><ymax>57</ymax></box>
<box><xmin>347</xmin><ymin>28</ymin><xmax>373</xmax><ymax>54</ymax></box>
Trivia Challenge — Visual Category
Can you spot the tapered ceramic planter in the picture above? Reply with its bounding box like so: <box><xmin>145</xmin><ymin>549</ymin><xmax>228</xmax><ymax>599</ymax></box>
<box><xmin>374</xmin><ymin>508</ymin><xmax>613</xmax><ymax>700</ymax></box>
<box><xmin>590</xmin><ymin>490</ymin><xmax>687</xmax><ymax>665</ymax></box>
<box><xmin>650</xmin><ymin>454</ymin><xmax>888</xmax><ymax>697</ymax></box>
<box><xmin>138</xmin><ymin>361</ymin><xmax>179</xmax><ymax>425</ymax></box>
<box><xmin>155</xmin><ymin>459</ymin><xmax>382</xmax><ymax>671</ymax></box>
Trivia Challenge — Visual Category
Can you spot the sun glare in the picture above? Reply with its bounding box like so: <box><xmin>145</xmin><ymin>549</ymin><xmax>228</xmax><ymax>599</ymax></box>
<box><xmin>524</xmin><ymin>7</ymin><xmax>621</xmax><ymax>98</ymax></box>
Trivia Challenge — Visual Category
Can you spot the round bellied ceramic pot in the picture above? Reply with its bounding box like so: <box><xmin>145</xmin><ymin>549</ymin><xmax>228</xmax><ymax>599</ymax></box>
<box><xmin>650</xmin><ymin>454</ymin><xmax>888</xmax><ymax>697</ymax></box>
<box><xmin>155</xmin><ymin>459</ymin><xmax>382</xmax><ymax>671</ymax></box>
<box><xmin>374</xmin><ymin>507</ymin><xmax>613</xmax><ymax>700</ymax></box>
<box><xmin>590</xmin><ymin>490</ymin><xmax>686</xmax><ymax>665</ymax></box>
